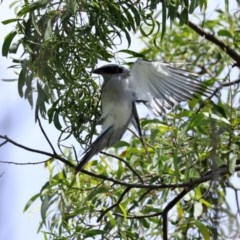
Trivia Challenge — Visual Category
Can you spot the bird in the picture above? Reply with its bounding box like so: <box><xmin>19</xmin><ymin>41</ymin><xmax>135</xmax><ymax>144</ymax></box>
<box><xmin>75</xmin><ymin>59</ymin><xmax>210</xmax><ymax>172</ymax></box>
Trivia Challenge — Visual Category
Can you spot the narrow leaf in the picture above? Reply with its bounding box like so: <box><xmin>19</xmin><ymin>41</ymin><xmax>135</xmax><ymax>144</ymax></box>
<box><xmin>161</xmin><ymin>0</ymin><xmax>166</xmax><ymax>40</ymax></box>
<box><xmin>18</xmin><ymin>68</ymin><xmax>26</xmax><ymax>97</ymax></box>
<box><xmin>189</xmin><ymin>0</ymin><xmax>199</xmax><ymax>14</ymax></box>
<box><xmin>2</xmin><ymin>31</ymin><xmax>17</xmax><ymax>57</ymax></box>
<box><xmin>119</xmin><ymin>203</ymin><xmax>127</xmax><ymax>221</ymax></box>
<box><xmin>118</xmin><ymin>49</ymin><xmax>145</xmax><ymax>58</ymax></box>
<box><xmin>229</xmin><ymin>156</ymin><xmax>237</xmax><ymax>174</ymax></box>
<box><xmin>44</xmin><ymin>19</ymin><xmax>52</xmax><ymax>41</ymax></box>
<box><xmin>41</xmin><ymin>195</ymin><xmax>50</xmax><ymax>224</ymax></box>
<box><xmin>23</xmin><ymin>193</ymin><xmax>40</xmax><ymax>212</ymax></box>
<box><xmin>194</xmin><ymin>220</ymin><xmax>211</xmax><ymax>240</ymax></box>
<box><xmin>1</xmin><ymin>18</ymin><xmax>18</xmax><ymax>25</ymax></box>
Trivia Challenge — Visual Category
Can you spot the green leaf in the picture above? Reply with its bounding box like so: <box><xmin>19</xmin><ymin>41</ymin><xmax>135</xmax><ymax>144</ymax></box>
<box><xmin>194</xmin><ymin>219</ymin><xmax>211</xmax><ymax>240</ymax></box>
<box><xmin>53</xmin><ymin>111</ymin><xmax>62</xmax><ymax>130</ymax></box>
<box><xmin>161</xmin><ymin>0</ymin><xmax>167</xmax><ymax>40</ymax></box>
<box><xmin>31</xmin><ymin>12</ymin><xmax>42</xmax><ymax>36</ymax></box>
<box><xmin>122</xmin><ymin>6</ymin><xmax>136</xmax><ymax>32</ymax></box>
<box><xmin>189</xmin><ymin>0</ymin><xmax>199</xmax><ymax>14</ymax></box>
<box><xmin>23</xmin><ymin>193</ymin><xmax>41</xmax><ymax>212</ymax></box>
<box><xmin>118</xmin><ymin>49</ymin><xmax>145</xmax><ymax>58</ymax></box>
<box><xmin>18</xmin><ymin>67</ymin><xmax>26</xmax><ymax>97</ymax></box>
<box><xmin>199</xmin><ymin>198</ymin><xmax>212</xmax><ymax>208</ymax></box>
<box><xmin>113</xmin><ymin>140</ymin><xmax>130</xmax><ymax>148</ymax></box>
<box><xmin>199</xmin><ymin>0</ymin><xmax>207</xmax><ymax>10</ymax></box>
<box><xmin>233</xmin><ymin>31</ymin><xmax>240</xmax><ymax>48</ymax></box>
<box><xmin>9</xmin><ymin>39</ymin><xmax>21</xmax><ymax>54</ymax></box>
<box><xmin>218</xmin><ymin>29</ymin><xmax>232</xmax><ymax>38</ymax></box>
<box><xmin>1</xmin><ymin>18</ymin><xmax>18</xmax><ymax>25</ymax></box>
<box><xmin>44</xmin><ymin>19</ymin><xmax>52</xmax><ymax>41</ymax></box>
<box><xmin>36</xmin><ymin>82</ymin><xmax>49</xmax><ymax>119</ymax></box>
<box><xmin>17</xmin><ymin>1</ymin><xmax>47</xmax><ymax>17</ymax></box>
<box><xmin>203</xmin><ymin>112</ymin><xmax>230</xmax><ymax>124</ymax></box>
<box><xmin>119</xmin><ymin>203</ymin><xmax>127</xmax><ymax>221</ymax></box>
<box><xmin>123</xmin><ymin>29</ymin><xmax>132</xmax><ymax>48</ymax></box>
<box><xmin>87</xmin><ymin>186</ymin><xmax>108</xmax><ymax>201</ymax></box>
<box><xmin>126</xmin><ymin>3</ymin><xmax>141</xmax><ymax>27</ymax></box>
<box><xmin>2</xmin><ymin>31</ymin><xmax>17</xmax><ymax>57</ymax></box>
<box><xmin>85</xmin><ymin>229</ymin><xmax>105</xmax><ymax>237</ymax></box>
<box><xmin>37</xmin><ymin>82</ymin><xmax>49</xmax><ymax>103</ymax></box>
<box><xmin>173</xmin><ymin>149</ymin><xmax>180</xmax><ymax>179</ymax></box>
<box><xmin>179</xmin><ymin>8</ymin><xmax>188</xmax><ymax>26</ymax></box>
<box><xmin>41</xmin><ymin>195</ymin><xmax>50</xmax><ymax>224</ymax></box>
<box><xmin>213</xmin><ymin>104</ymin><xmax>228</xmax><ymax>119</ymax></box>
<box><xmin>229</xmin><ymin>155</ymin><xmax>237</xmax><ymax>174</ymax></box>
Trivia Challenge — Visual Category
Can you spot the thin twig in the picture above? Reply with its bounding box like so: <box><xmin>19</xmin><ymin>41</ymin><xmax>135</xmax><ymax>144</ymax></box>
<box><xmin>210</xmin><ymin>79</ymin><xmax>240</xmax><ymax>99</ymax></box>
<box><xmin>235</xmin><ymin>189</ymin><xmax>240</xmax><ymax>216</ymax></box>
<box><xmin>0</xmin><ymin>140</ymin><xmax>7</xmax><ymax>147</ymax></box>
<box><xmin>127</xmin><ymin>189</ymin><xmax>152</xmax><ymax>213</ymax></box>
<box><xmin>114</xmin><ymin>210</ymin><xmax>163</xmax><ymax>219</ymax></box>
<box><xmin>97</xmin><ymin>186</ymin><xmax>132</xmax><ymax>222</ymax></box>
<box><xmin>128</xmin><ymin>127</ymin><xmax>153</xmax><ymax>163</ymax></box>
<box><xmin>36</xmin><ymin>112</ymin><xmax>57</xmax><ymax>155</ymax></box>
<box><xmin>72</xmin><ymin>145</ymin><xmax>78</xmax><ymax>163</ymax></box>
<box><xmin>81</xmin><ymin>164</ymin><xmax>240</xmax><ymax>189</ymax></box>
<box><xmin>128</xmin><ymin>127</ymin><xmax>155</xmax><ymax>150</ymax></box>
<box><xmin>198</xmin><ymin>78</ymin><xmax>240</xmax><ymax>112</ymax></box>
<box><xmin>0</xmin><ymin>160</ymin><xmax>49</xmax><ymax>165</ymax></box>
<box><xmin>0</xmin><ymin>135</ymin><xmax>75</xmax><ymax>168</ymax></box>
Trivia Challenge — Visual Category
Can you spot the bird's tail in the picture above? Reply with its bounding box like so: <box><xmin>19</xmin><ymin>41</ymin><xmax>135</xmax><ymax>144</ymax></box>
<box><xmin>75</xmin><ymin>126</ymin><xmax>115</xmax><ymax>173</ymax></box>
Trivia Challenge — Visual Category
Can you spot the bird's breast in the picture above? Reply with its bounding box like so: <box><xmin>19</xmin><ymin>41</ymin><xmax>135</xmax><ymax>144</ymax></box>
<box><xmin>100</xmin><ymin>77</ymin><xmax>133</xmax><ymax>131</ymax></box>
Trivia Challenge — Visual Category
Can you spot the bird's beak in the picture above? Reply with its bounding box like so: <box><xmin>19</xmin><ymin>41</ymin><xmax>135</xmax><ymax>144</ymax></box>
<box><xmin>92</xmin><ymin>68</ymin><xmax>101</xmax><ymax>74</ymax></box>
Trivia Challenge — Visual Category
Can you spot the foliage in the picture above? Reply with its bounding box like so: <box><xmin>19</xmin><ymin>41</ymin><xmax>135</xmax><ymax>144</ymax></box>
<box><xmin>1</xmin><ymin>0</ymin><xmax>240</xmax><ymax>239</ymax></box>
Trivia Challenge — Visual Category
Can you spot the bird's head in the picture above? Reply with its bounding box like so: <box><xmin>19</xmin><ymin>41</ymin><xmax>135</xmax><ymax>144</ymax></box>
<box><xmin>93</xmin><ymin>64</ymin><xmax>129</xmax><ymax>81</ymax></box>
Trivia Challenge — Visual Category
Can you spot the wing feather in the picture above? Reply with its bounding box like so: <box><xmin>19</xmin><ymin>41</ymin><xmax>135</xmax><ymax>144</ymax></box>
<box><xmin>129</xmin><ymin>59</ymin><xmax>210</xmax><ymax>115</ymax></box>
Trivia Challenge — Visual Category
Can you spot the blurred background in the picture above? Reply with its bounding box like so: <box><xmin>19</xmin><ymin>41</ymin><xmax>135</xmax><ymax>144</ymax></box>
<box><xmin>0</xmin><ymin>2</ymin><xmax>58</xmax><ymax>239</ymax></box>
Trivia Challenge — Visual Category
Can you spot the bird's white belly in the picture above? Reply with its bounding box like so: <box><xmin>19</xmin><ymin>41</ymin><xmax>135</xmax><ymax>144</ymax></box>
<box><xmin>101</xmin><ymin>97</ymin><xmax>132</xmax><ymax>129</ymax></box>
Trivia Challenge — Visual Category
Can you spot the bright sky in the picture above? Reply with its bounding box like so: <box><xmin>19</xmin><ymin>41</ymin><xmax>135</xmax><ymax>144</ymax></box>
<box><xmin>0</xmin><ymin>1</ymin><xmax>239</xmax><ymax>240</ymax></box>
<box><xmin>0</xmin><ymin>2</ymin><xmax>59</xmax><ymax>240</ymax></box>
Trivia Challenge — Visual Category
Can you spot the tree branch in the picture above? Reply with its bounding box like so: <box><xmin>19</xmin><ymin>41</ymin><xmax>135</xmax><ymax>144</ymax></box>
<box><xmin>114</xmin><ymin>211</ymin><xmax>163</xmax><ymax>219</ymax></box>
<box><xmin>0</xmin><ymin>160</ymin><xmax>49</xmax><ymax>165</ymax></box>
<box><xmin>113</xmin><ymin>186</ymin><xmax>197</xmax><ymax>240</ymax></box>
<box><xmin>162</xmin><ymin>186</ymin><xmax>195</xmax><ymax>240</ymax></box>
<box><xmin>0</xmin><ymin>140</ymin><xmax>7</xmax><ymax>147</ymax></box>
<box><xmin>82</xmin><ymin>164</ymin><xmax>240</xmax><ymax>190</ymax></box>
<box><xmin>208</xmin><ymin>78</ymin><xmax>240</xmax><ymax>100</ymax></box>
<box><xmin>127</xmin><ymin>189</ymin><xmax>152</xmax><ymax>213</ymax></box>
<box><xmin>187</xmin><ymin>20</ymin><xmax>240</xmax><ymax>67</ymax></box>
<box><xmin>97</xmin><ymin>186</ymin><xmax>132</xmax><ymax>222</ymax></box>
<box><xmin>1</xmin><ymin>132</ymin><xmax>239</xmax><ymax>191</ymax></box>
<box><xmin>0</xmin><ymin>135</ymin><xmax>75</xmax><ymax>168</ymax></box>
<box><xmin>36</xmin><ymin>111</ymin><xmax>57</xmax><ymax>155</ymax></box>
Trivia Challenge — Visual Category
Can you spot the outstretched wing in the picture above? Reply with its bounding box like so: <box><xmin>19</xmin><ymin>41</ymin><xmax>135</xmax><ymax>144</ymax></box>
<box><xmin>129</xmin><ymin>59</ymin><xmax>210</xmax><ymax>115</ymax></box>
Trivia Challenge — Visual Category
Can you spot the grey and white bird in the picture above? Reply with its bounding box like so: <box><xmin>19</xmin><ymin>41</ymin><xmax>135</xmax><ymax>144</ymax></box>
<box><xmin>75</xmin><ymin>59</ymin><xmax>210</xmax><ymax>172</ymax></box>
